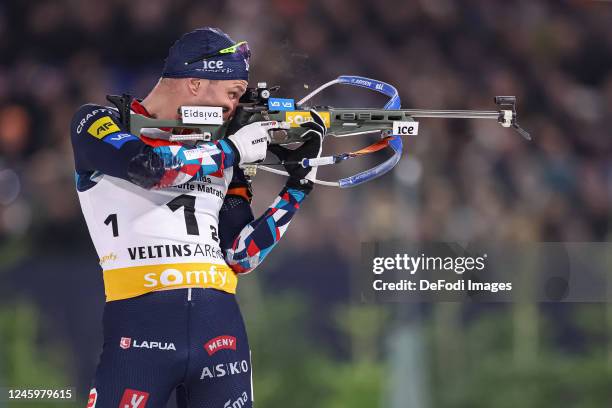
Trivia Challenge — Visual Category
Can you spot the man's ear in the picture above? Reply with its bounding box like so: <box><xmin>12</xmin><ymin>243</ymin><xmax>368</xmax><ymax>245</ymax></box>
<box><xmin>187</xmin><ymin>78</ymin><xmax>206</xmax><ymax>96</ymax></box>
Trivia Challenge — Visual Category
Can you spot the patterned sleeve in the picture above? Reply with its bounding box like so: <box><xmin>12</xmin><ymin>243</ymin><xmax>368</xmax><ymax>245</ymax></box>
<box><xmin>129</xmin><ymin>141</ymin><xmax>236</xmax><ymax>189</ymax></box>
<box><xmin>224</xmin><ymin>186</ymin><xmax>307</xmax><ymax>274</ymax></box>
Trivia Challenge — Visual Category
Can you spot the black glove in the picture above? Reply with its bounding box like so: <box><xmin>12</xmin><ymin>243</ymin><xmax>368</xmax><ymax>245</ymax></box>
<box><xmin>268</xmin><ymin>110</ymin><xmax>327</xmax><ymax>191</ymax></box>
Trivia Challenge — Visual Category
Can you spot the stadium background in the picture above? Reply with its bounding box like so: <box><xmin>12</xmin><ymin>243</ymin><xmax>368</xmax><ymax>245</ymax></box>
<box><xmin>1</xmin><ymin>0</ymin><xmax>612</xmax><ymax>407</ymax></box>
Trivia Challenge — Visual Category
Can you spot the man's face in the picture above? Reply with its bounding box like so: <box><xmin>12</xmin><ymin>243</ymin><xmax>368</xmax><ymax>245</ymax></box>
<box><xmin>189</xmin><ymin>79</ymin><xmax>248</xmax><ymax>121</ymax></box>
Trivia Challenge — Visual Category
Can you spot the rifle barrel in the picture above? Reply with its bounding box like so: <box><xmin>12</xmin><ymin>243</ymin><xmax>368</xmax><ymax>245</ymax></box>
<box><xmin>400</xmin><ymin>109</ymin><xmax>500</xmax><ymax>120</ymax></box>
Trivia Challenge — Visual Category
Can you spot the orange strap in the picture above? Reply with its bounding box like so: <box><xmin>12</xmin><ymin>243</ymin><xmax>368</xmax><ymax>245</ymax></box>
<box><xmin>349</xmin><ymin>136</ymin><xmax>394</xmax><ymax>157</ymax></box>
<box><xmin>227</xmin><ymin>186</ymin><xmax>252</xmax><ymax>203</ymax></box>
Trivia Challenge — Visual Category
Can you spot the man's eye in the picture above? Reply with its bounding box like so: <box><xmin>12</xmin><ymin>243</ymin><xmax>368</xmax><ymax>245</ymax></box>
<box><xmin>229</xmin><ymin>92</ymin><xmax>238</xmax><ymax>99</ymax></box>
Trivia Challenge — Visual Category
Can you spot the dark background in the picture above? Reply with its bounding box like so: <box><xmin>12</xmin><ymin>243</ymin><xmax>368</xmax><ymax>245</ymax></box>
<box><xmin>1</xmin><ymin>1</ymin><xmax>611</xmax><ymax>407</ymax></box>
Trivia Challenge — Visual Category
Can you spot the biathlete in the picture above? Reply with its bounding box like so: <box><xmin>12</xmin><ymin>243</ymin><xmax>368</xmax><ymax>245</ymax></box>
<box><xmin>70</xmin><ymin>27</ymin><xmax>326</xmax><ymax>408</ymax></box>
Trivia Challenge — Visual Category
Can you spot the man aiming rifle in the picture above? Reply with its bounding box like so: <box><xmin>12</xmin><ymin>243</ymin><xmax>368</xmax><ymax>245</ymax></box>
<box><xmin>70</xmin><ymin>27</ymin><xmax>325</xmax><ymax>408</ymax></box>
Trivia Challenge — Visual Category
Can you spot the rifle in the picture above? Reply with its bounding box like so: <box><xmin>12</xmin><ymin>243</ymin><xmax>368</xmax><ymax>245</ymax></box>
<box><xmin>113</xmin><ymin>75</ymin><xmax>530</xmax><ymax>187</ymax></box>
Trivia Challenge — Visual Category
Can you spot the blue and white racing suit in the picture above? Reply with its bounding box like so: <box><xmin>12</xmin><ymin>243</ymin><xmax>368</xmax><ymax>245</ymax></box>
<box><xmin>71</xmin><ymin>99</ymin><xmax>310</xmax><ymax>408</ymax></box>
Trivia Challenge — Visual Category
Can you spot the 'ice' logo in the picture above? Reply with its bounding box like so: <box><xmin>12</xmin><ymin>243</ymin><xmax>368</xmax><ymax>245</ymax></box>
<box><xmin>202</xmin><ymin>60</ymin><xmax>224</xmax><ymax>70</ymax></box>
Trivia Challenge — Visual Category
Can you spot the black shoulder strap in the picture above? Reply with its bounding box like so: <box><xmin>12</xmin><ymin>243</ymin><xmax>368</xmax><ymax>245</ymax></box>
<box><xmin>106</xmin><ymin>93</ymin><xmax>134</xmax><ymax>132</ymax></box>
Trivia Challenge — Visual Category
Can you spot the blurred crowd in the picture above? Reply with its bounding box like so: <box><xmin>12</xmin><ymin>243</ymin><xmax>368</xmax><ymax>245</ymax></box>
<box><xmin>1</xmin><ymin>0</ymin><xmax>611</xmax><ymax>395</ymax></box>
<box><xmin>1</xmin><ymin>0</ymin><xmax>611</xmax><ymax>310</ymax></box>
<box><xmin>0</xmin><ymin>0</ymin><xmax>611</xmax><ymax>300</ymax></box>
<box><xmin>0</xmin><ymin>0</ymin><xmax>610</xmax><ymax>309</ymax></box>
<box><xmin>1</xmin><ymin>0</ymin><xmax>610</xmax><ymax>252</ymax></box>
